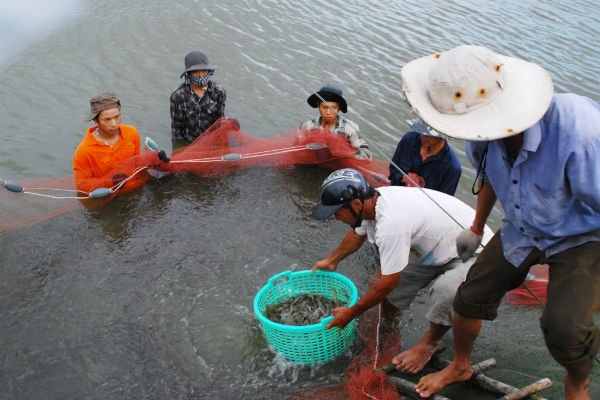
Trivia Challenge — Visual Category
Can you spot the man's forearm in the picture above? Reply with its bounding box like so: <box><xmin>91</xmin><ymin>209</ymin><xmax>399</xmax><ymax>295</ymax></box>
<box><xmin>328</xmin><ymin>228</ymin><xmax>366</xmax><ymax>264</ymax></box>
<box><xmin>351</xmin><ymin>272</ymin><xmax>401</xmax><ymax>315</ymax></box>
<box><xmin>472</xmin><ymin>182</ymin><xmax>496</xmax><ymax>232</ymax></box>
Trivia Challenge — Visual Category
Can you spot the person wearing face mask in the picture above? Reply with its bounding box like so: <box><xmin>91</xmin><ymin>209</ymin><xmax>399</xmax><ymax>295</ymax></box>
<box><xmin>298</xmin><ymin>84</ymin><xmax>371</xmax><ymax>159</ymax></box>
<box><xmin>170</xmin><ymin>51</ymin><xmax>227</xmax><ymax>146</ymax></box>
<box><xmin>389</xmin><ymin>118</ymin><xmax>462</xmax><ymax>195</ymax></box>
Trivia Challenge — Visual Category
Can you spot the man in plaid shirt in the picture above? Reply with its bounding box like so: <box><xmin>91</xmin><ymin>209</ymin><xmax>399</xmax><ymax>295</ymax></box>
<box><xmin>170</xmin><ymin>51</ymin><xmax>226</xmax><ymax>144</ymax></box>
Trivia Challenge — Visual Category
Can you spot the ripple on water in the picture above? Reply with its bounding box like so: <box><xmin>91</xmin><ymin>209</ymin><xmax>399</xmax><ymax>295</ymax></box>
<box><xmin>0</xmin><ymin>0</ymin><xmax>599</xmax><ymax>398</ymax></box>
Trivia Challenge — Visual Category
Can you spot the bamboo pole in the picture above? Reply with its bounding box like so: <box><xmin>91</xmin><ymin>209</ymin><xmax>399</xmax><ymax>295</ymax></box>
<box><xmin>498</xmin><ymin>378</ymin><xmax>552</xmax><ymax>400</ymax></box>
<box><xmin>429</xmin><ymin>356</ymin><xmax>550</xmax><ymax>400</ymax></box>
<box><xmin>388</xmin><ymin>359</ymin><xmax>495</xmax><ymax>400</ymax></box>
<box><xmin>377</xmin><ymin>347</ymin><xmax>449</xmax><ymax>374</ymax></box>
<box><xmin>389</xmin><ymin>376</ymin><xmax>451</xmax><ymax>400</ymax></box>
<box><xmin>470</xmin><ymin>358</ymin><xmax>497</xmax><ymax>374</ymax></box>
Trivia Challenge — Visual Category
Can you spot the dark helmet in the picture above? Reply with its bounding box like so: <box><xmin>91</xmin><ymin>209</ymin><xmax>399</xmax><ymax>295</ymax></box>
<box><xmin>312</xmin><ymin>168</ymin><xmax>374</xmax><ymax>220</ymax></box>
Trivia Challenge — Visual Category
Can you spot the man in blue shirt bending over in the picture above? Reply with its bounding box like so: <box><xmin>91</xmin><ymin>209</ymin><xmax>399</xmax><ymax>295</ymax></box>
<box><xmin>401</xmin><ymin>45</ymin><xmax>600</xmax><ymax>400</ymax></box>
<box><xmin>389</xmin><ymin>118</ymin><xmax>461</xmax><ymax>195</ymax></box>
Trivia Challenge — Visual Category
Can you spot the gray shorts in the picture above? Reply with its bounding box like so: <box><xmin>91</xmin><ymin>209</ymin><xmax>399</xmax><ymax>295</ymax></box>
<box><xmin>387</xmin><ymin>257</ymin><xmax>474</xmax><ymax>326</ymax></box>
<box><xmin>454</xmin><ymin>232</ymin><xmax>600</xmax><ymax>371</ymax></box>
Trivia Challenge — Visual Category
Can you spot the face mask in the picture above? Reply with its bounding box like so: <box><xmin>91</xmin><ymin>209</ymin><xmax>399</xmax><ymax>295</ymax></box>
<box><xmin>189</xmin><ymin>74</ymin><xmax>211</xmax><ymax>87</ymax></box>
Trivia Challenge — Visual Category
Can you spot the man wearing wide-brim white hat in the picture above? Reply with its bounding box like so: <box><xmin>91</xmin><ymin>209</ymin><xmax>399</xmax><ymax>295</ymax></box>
<box><xmin>401</xmin><ymin>45</ymin><xmax>600</xmax><ymax>400</ymax></box>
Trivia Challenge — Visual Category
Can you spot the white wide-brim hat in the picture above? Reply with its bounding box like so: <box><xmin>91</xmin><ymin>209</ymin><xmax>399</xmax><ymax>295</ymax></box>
<box><xmin>401</xmin><ymin>45</ymin><xmax>554</xmax><ymax>141</ymax></box>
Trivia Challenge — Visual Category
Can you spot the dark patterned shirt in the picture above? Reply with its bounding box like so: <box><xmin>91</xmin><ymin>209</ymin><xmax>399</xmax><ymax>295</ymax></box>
<box><xmin>170</xmin><ymin>80</ymin><xmax>226</xmax><ymax>142</ymax></box>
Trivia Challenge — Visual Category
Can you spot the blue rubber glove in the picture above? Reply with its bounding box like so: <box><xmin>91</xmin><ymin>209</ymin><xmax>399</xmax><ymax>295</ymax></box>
<box><xmin>456</xmin><ymin>227</ymin><xmax>483</xmax><ymax>262</ymax></box>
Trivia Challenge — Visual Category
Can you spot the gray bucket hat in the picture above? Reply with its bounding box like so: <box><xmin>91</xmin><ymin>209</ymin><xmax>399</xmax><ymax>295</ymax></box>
<box><xmin>85</xmin><ymin>92</ymin><xmax>121</xmax><ymax>121</ymax></box>
<box><xmin>180</xmin><ymin>51</ymin><xmax>217</xmax><ymax>78</ymax></box>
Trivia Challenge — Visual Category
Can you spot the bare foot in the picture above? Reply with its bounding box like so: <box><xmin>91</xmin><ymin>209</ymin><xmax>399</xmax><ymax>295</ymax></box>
<box><xmin>564</xmin><ymin>374</ymin><xmax>590</xmax><ymax>400</ymax></box>
<box><xmin>415</xmin><ymin>364</ymin><xmax>472</xmax><ymax>398</ymax></box>
<box><xmin>392</xmin><ymin>342</ymin><xmax>438</xmax><ymax>374</ymax></box>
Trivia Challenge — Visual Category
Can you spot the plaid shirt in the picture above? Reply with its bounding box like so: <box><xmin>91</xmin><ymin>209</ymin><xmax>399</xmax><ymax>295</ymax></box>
<box><xmin>170</xmin><ymin>80</ymin><xmax>226</xmax><ymax>142</ymax></box>
<box><xmin>299</xmin><ymin>116</ymin><xmax>372</xmax><ymax>159</ymax></box>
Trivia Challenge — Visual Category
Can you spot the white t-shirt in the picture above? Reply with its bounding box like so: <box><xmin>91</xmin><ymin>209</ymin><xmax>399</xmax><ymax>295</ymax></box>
<box><xmin>354</xmin><ymin>186</ymin><xmax>493</xmax><ymax>275</ymax></box>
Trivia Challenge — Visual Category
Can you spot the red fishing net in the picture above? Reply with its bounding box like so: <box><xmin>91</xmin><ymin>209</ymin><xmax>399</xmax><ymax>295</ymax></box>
<box><xmin>295</xmin><ymin>271</ymin><xmax>407</xmax><ymax>400</ymax></box>
<box><xmin>0</xmin><ymin>176</ymin><xmax>82</xmax><ymax>231</ymax></box>
<box><xmin>168</xmin><ymin>118</ymin><xmax>390</xmax><ymax>185</ymax></box>
<box><xmin>0</xmin><ymin>118</ymin><xmax>390</xmax><ymax>232</ymax></box>
<box><xmin>505</xmin><ymin>264</ymin><xmax>549</xmax><ymax>306</ymax></box>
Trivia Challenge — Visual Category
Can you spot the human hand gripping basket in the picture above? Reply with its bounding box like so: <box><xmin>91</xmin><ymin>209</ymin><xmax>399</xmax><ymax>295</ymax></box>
<box><xmin>253</xmin><ymin>270</ymin><xmax>359</xmax><ymax>364</ymax></box>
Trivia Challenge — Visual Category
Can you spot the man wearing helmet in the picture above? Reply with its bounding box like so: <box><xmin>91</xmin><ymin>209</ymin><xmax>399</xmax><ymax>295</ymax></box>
<box><xmin>312</xmin><ymin>168</ymin><xmax>492</xmax><ymax>373</ymax></box>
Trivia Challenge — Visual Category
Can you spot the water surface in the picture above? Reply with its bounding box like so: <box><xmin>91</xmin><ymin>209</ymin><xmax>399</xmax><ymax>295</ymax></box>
<box><xmin>1</xmin><ymin>0</ymin><xmax>599</xmax><ymax>398</ymax></box>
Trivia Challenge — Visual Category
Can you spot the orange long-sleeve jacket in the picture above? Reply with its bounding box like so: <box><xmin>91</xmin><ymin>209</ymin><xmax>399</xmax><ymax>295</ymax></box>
<box><xmin>72</xmin><ymin>124</ymin><xmax>143</xmax><ymax>193</ymax></box>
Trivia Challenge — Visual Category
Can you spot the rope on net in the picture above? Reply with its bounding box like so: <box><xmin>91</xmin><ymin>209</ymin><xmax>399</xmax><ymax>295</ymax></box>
<box><xmin>2</xmin><ymin>164</ymin><xmax>152</xmax><ymax>200</ymax></box>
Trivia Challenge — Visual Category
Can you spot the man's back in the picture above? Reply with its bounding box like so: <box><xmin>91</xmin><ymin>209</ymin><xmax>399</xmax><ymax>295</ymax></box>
<box><xmin>358</xmin><ymin>186</ymin><xmax>492</xmax><ymax>273</ymax></box>
<box><xmin>466</xmin><ymin>94</ymin><xmax>600</xmax><ymax>264</ymax></box>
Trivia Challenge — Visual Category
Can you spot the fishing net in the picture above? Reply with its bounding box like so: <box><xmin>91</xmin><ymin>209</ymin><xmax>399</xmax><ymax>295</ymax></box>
<box><xmin>0</xmin><ymin>118</ymin><xmax>390</xmax><ymax>232</ymax></box>
<box><xmin>0</xmin><ymin>151</ymin><xmax>160</xmax><ymax>231</ymax></box>
<box><xmin>505</xmin><ymin>264</ymin><xmax>549</xmax><ymax>306</ymax></box>
<box><xmin>0</xmin><ymin>176</ymin><xmax>82</xmax><ymax>231</ymax></box>
<box><xmin>295</xmin><ymin>271</ymin><xmax>407</xmax><ymax>400</ymax></box>
<box><xmin>168</xmin><ymin>118</ymin><xmax>390</xmax><ymax>185</ymax></box>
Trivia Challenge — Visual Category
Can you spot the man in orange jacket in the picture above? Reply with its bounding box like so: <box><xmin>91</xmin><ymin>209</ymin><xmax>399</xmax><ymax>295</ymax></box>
<box><xmin>73</xmin><ymin>92</ymin><xmax>168</xmax><ymax>193</ymax></box>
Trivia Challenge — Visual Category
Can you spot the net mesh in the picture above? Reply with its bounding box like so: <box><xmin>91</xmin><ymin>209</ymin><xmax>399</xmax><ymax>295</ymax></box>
<box><xmin>168</xmin><ymin>118</ymin><xmax>390</xmax><ymax>186</ymax></box>
<box><xmin>505</xmin><ymin>264</ymin><xmax>549</xmax><ymax>306</ymax></box>
<box><xmin>0</xmin><ymin>118</ymin><xmax>390</xmax><ymax>232</ymax></box>
<box><xmin>0</xmin><ymin>176</ymin><xmax>81</xmax><ymax>231</ymax></box>
<box><xmin>295</xmin><ymin>271</ymin><xmax>407</xmax><ymax>400</ymax></box>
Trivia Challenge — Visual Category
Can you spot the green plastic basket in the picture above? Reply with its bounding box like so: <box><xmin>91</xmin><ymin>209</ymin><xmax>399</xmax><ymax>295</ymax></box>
<box><xmin>253</xmin><ymin>270</ymin><xmax>359</xmax><ymax>364</ymax></box>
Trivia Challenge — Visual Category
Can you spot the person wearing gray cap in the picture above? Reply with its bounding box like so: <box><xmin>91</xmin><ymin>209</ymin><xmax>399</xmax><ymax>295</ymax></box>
<box><xmin>389</xmin><ymin>118</ymin><xmax>461</xmax><ymax>195</ymax></box>
<box><xmin>170</xmin><ymin>51</ymin><xmax>227</xmax><ymax>146</ymax></box>
<box><xmin>298</xmin><ymin>84</ymin><xmax>371</xmax><ymax>159</ymax></box>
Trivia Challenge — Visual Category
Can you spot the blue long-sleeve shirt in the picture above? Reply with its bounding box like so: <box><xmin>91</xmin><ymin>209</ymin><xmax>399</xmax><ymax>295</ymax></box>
<box><xmin>389</xmin><ymin>131</ymin><xmax>462</xmax><ymax>195</ymax></box>
<box><xmin>466</xmin><ymin>93</ymin><xmax>600</xmax><ymax>267</ymax></box>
